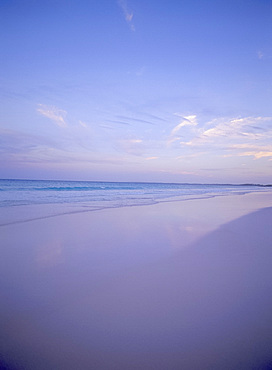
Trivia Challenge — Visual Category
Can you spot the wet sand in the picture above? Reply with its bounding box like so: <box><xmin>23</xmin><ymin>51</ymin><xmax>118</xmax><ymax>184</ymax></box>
<box><xmin>0</xmin><ymin>192</ymin><xmax>272</xmax><ymax>369</ymax></box>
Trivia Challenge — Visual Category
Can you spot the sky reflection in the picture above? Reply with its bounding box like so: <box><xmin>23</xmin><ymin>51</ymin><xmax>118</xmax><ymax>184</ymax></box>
<box><xmin>1</xmin><ymin>193</ymin><xmax>272</xmax><ymax>369</ymax></box>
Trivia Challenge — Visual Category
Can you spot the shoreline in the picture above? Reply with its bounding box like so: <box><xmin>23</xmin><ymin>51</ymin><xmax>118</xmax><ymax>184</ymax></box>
<box><xmin>1</xmin><ymin>192</ymin><xmax>272</xmax><ymax>369</ymax></box>
<box><xmin>1</xmin><ymin>188</ymin><xmax>271</xmax><ymax>228</ymax></box>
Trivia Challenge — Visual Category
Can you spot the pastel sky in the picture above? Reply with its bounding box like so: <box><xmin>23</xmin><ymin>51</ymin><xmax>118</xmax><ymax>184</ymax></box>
<box><xmin>1</xmin><ymin>0</ymin><xmax>272</xmax><ymax>183</ymax></box>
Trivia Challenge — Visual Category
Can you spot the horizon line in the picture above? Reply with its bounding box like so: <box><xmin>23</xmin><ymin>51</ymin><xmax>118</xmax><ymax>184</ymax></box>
<box><xmin>0</xmin><ymin>178</ymin><xmax>271</xmax><ymax>187</ymax></box>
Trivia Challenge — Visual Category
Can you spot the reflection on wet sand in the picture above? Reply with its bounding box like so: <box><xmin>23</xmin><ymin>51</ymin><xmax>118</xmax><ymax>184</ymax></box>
<box><xmin>0</xmin><ymin>194</ymin><xmax>272</xmax><ymax>369</ymax></box>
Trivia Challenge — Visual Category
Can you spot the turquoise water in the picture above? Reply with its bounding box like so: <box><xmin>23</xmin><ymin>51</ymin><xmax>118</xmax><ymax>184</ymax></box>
<box><xmin>0</xmin><ymin>179</ymin><xmax>270</xmax><ymax>208</ymax></box>
<box><xmin>0</xmin><ymin>179</ymin><xmax>271</xmax><ymax>226</ymax></box>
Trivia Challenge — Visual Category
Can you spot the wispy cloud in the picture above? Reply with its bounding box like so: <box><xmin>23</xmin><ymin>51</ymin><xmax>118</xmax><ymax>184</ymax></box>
<box><xmin>179</xmin><ymin>116</ymin><xmax>272</xmax><ymax>147</ymax></box>
<box><xmin>230</xmin><ymin>144</ymin><xmax>272</xmax><ymax>160</ymax></box>
<box><xmin>79</xmin><ymin>120</ymin><xmax>88</xmax><ymax>128</ymax></box>
<box><xmin>37</xmin><ymin>104</ymin><xmax>67</xmax><ymax>128</ymax></box>
<box><xmin>118</xmin><ymin>138</ymin><xmax>144</xmax><ymax>156</ymax></box>
<box><xmin>171</xmin><ymin>115</ymin><xmax>198</xmax><ymax>135</ymax></box>
<box><xmin>144</xmin><ymin>113</ymin><xmax>167</xmax><ymax>122</ymax></box>
<box><xmin>0</xmin><ymin>128</ymin><xmax>128</xmax><ymax>169</ymax></box>
<box><xmin>117</xmin><ymin>0</ymin><xmax>135</xmax><ymax>31</ymax></box>
<box><xmin>201</xmin><ymin>117</ymin><xmax>272</xmax><ymax>140</ymax></box>
<box><xmin>241</xmin><ymin>151</ymin><xmax>272</xmax><ymax>159</ymax></box>
<box><xmin>0</xmin><ymin>128</ymin><xmax>65</xmax><ymax>164</ymax></box>
<box><xmin>159</xmin><ymin>169</ymin><xmax>198</xmax><ymax>177</ymax></box>
<box><xmin>168</xmin><ymin>115</ymin><xmax>198</xmax><ymax>145</ymax></box>
<box><xmin>173</xmin><ymin>115</ymin><xmax>272</xmax><ymax>162</ymax></box>
<box><xmin>145</xmin><ymin>156</ymin><xmax>159</xmax><ymax>160</ymax></box>
<box><xmin>258</xmin><ymin>50</ymin><xmax>264</xmax><ymax>60</ymax></box>
<box><xmin>116</xmin><ymin>115</ymin><xmax>156</xmax><ymax>125</ymax></box>
<box><xmin>107</xmin><ymin>118</ymin><xmax>133</xmax><ymax>126</ymax></box>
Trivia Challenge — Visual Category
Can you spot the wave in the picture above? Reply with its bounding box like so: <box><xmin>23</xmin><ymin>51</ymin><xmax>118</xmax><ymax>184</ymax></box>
<box><xmin>0</xmin><ymin>179</ymin><xmax>272</xmax><ymax>226</ymax></box>
<box><xmin>0</xmin><ymin>179</ymin><xmax>271</xmax><ymax>209</ymax></box>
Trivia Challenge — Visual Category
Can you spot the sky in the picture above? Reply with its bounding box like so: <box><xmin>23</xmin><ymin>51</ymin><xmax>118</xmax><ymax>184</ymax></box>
<box><xmin>1</xmin><ymin>0</ymin><xmax>272</xmax><ymax>184</ymax></box>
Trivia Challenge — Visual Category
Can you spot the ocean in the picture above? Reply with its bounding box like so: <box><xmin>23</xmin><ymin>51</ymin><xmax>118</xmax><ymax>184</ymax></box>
<box><xmin>0</xmin><ymin>179</ymin><xmax>271</xmax><ymax>226</ymax></box>
<box><xmin>0</xmin><ymin>179</ymin><xmax>271</xmax><ymax>225</ymax></box>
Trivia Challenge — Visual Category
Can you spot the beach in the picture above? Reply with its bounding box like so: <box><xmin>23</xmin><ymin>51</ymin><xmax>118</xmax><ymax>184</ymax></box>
<box><xmin>2</xmin><ymin>0</ymin><xmax>272</xmax><ymax>368</ymax></box>
<box><xmin>1</xmin><ymin>192</ymin><xmax>272</xmax><ymax>369</ymax></box>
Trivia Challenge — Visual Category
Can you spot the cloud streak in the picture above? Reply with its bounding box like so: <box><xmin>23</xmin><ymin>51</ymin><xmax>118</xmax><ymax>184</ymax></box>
<box><xmin>116</xmin><ymin>115</ymin><xmax>156</xmax><ymax>125</ymax></box>
<box><xmin>166</xmin><ymin>114</ymin><xmax>272</xmax><ymax>166</ymax></box>
<box><xmin>201</xmin><ymin>117</ymin><xmax>272</xmax><ymax>140</ymax></box>
<box><xmin>171</xmin><ymin>115</ymin><xmax>198</xmax><ymax>136</ymax></box>
<box><xmin>37</xmin><ymin>104</ymin><xmax>67</xmax><ymax>128</ymax></box>
<box><xmin>168</xmin><ymin>115</ymin><xmax>198</xmax><ymax>145</ymax></box>
<box><xmin>0</xmin><ymin>128</ymin><xmax>66</xmax><ymax>164</ymax></box>
<box><xmin>0</xmin><ymin>128</ymin><xmax>130</xmax><ymax>168</ymax></box>
<box><xmin>230</xmin><ymin>144</ymin><xmax>272</xmax><ymax>160</ymax></box>
<box><xmin>178</xmin><ymin>116</ymin><xmax>272</xmax><ymax>147</ymax></box>
<box><xmin>117</xmin><ymin>0</ymin><xmax>135</xmax><ymax>31</ymax></box>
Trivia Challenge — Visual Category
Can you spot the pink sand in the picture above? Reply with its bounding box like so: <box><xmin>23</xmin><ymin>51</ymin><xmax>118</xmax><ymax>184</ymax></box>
<box><xmin>0</xmin><ymin>192</ymin><xmax>272</xmax><ymax>369</ymax></box>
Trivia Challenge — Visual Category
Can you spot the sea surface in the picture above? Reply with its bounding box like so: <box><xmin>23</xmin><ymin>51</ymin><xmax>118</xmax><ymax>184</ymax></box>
<box><xmin>0</xmin><ymin>179</ymin><xmax>271</xmax><ymax>225</ymax></box>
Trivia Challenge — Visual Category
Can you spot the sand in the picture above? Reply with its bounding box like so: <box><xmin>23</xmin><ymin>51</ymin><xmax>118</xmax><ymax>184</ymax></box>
<box><xmin>0</xmin><ymin>192</ymin><xmax>272</xmax><ymax>369</ymax></box>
